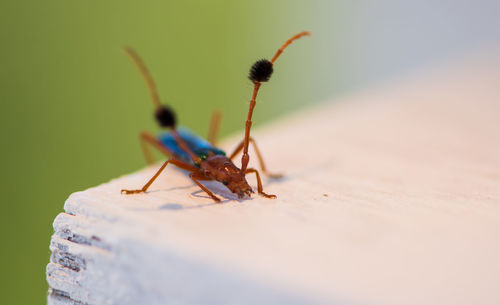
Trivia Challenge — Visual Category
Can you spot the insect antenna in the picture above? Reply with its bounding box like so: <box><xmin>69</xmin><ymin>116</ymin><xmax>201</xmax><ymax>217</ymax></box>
<box><xmin>123</xmin><ymin>47</ymin><xmax>162</xmax><ymax>110</ymax></box>
<box><xmin>271</xmin><ymin>31</ymin><xmax>312</xmax><ymax>64</ymax></box>
<box><xmin>123</xmin><ymin>47</ymin><xmax>202</xmax><ymax>164</ymax></box>
<box><xmin>240</xmin><ymin>31</ymin><xmax>311</xmax><ymax>173</ymax></box>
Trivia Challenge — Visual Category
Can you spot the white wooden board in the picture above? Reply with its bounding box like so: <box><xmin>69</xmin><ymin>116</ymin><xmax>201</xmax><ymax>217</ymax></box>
<box><xmin>47</xmin><ymin>50</ymin><xmax>500</xmax><ymax>305</ymax></box>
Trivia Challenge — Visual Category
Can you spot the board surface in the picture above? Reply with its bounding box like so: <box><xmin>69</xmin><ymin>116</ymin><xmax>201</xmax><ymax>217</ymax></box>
<box><xmin>47</xmin><ymin>50</ymin><xmax>500</xmax><ymax>305</ymax></box>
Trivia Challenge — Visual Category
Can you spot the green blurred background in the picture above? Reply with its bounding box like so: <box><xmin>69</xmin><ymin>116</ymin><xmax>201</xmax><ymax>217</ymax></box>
<box><xmin>1</xmin><ymin>0</ymin><xmax>499</xmax><ymax>304</ymax></box>
<box><xmin>0</xmin><ymin>1</ymin><xmax>332</xmax><ymax>304</ymax></box>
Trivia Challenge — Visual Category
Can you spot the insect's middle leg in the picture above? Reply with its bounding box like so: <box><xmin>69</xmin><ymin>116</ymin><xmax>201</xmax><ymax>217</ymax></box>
<box><xmin>229</xmin><ymin>137</ymin><xmax>282</xmax><ymax>178</ymax></box>
<box><xmin>245</xmin><ymin>168</ymin><xmax>276</xmax><ymax>199</ymax></box>
<box><xmin>139</xmin><ymin>131</ymin><xmax>174</xmax><ymax>165</ymax></box>
<box><xmin>121</xmin><ymin>158</ymin><xmax>197</xmax><ymax>194</ymax></box>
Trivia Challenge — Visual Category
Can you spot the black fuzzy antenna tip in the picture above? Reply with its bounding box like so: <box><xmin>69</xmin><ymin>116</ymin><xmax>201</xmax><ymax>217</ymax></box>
<box><xmin>155</xmin><ymin>105</ymin><xmax>177</xmax><ymax>128</ymax></box>
<box><xmin>248</xmin><ymin>59</ymin><xmax>273</xmax><ymax>83</ymax></box>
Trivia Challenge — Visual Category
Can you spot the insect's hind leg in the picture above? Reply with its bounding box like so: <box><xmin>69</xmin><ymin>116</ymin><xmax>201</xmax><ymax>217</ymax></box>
<box><xmin>229</xmin><ymin>137</ymin><xmax>282</xmax><ymax>178</ymax></box>
<box><xmin>207</xmin><ymin>110</ymin><xmax>222</xmax><ymax>146</ymax></box>
<box><xmin>140</xmin><ymin>131</ymin><xmax>173</xmax><ymax>165</ymax></box>
<box><xmin>245</xmin><ymin>168</ymin><xmax>276</xmax><ymax>199</ymax></box>
<box><xmin>121</xmin><ymin>158</ymin><xmax>197</xmax><ymax>194</ymax></box>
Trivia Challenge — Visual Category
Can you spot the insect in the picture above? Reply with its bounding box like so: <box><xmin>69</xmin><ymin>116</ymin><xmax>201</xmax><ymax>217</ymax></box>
<box><xmin>121</xmin><ymin>31</ymin><xmax>311</xmax><ymax>202</ymax></box>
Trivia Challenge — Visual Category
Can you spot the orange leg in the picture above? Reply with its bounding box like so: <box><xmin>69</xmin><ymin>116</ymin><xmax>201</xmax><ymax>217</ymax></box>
<box><xmin>245</xmin><ymin>168</ymin><xmax>276</xmax><ymax>199</ymax></box>
<box><xmin>139</xmin><ymin>131</ymin><xmax>173</xmax><ymax>165</ymax></box>
<box><xmin>207</xmin><ymin>110</ymin><xmax>222</xmax><ymax>146</ymax></box>
<box><xmin>229</xmin><ymin>137</ymin><xmax>282</xmax><ymax>178</ymax></box>
<box><xmin>189</xmin><ymin>172</ymin><xmax>221</xmax><ymax>203</ymax></box>
<box><xmin>121</xmin><ymin>158</ymin><xmax>197</xmax><ymax>194</ymax></box>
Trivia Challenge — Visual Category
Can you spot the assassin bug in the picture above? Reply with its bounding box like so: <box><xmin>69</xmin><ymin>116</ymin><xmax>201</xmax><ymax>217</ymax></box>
<box><xmin>121</xmin><ymin>31</ymin><xmax>311</xmax><ymax>202</ymax></box>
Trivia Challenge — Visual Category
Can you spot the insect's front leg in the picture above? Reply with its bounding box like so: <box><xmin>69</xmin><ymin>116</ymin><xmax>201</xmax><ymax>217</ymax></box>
<box><xmin>245</xmin><ymin>168</ymin><xmax>276</xmax><ymax>199</ymax></box>
<box><xmin>230</xmin><ymin>137</ymin><xmax>283</xmax><ymax>178</ymax></box>
<box><xmin>189</xmin><ymin>172</ymin><xmax>221</xmax><ymax>203</ymax></box>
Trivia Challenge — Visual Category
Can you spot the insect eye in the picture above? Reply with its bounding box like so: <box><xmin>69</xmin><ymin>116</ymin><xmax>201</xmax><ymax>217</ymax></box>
<box><xmin>222</xmin><ymin>180</ymin><xmax>229</xmax><ymax>186</ymax></box>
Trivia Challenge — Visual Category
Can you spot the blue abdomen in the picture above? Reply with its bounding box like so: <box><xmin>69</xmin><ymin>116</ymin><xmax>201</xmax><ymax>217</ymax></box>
<box><xmin>158</xmin><ymin>127</ymin><xmax>226</xmax><ymax>164</ymax></box>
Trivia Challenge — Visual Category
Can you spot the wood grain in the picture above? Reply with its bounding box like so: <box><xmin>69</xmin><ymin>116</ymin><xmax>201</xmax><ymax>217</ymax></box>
<box><xmin>47</xmin><ymin>50</ymin><xmax>500</xmax><ymax>305</ymax></box>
